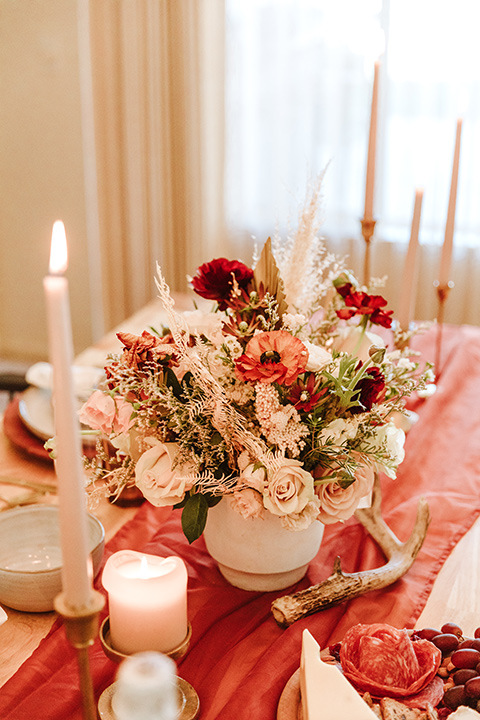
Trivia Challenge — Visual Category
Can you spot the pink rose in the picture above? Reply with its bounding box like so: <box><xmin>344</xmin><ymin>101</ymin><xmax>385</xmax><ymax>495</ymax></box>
<box><xmin>230</xmin><ymin>489</ymin><xmax>265</xmax><ymax>519</ymax></box>
<box><xmin>135</xmin><ymin>441</ymin><xmax>194</xmax><ymax>507</ymax></box>
<box><xmin>79</xmin><ymin>390</ymin><xmax>133</xmax><ymax>435</ymax></box>
<box><xmin>314</xmin><ymin>462</ymin><xmax>375</xmax><ymax>525</ymax></box>
<box><xmin>263</xmin><ymin>459</ymin><xmax>315</xmax><ymax>517</ymax></box>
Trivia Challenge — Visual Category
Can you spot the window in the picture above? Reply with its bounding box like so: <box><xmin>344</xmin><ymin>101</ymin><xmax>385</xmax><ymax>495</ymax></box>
<box><xmin>225</xmin><ymin>0</ymin><xmax>480</xmax><ymax>254</ymax></box>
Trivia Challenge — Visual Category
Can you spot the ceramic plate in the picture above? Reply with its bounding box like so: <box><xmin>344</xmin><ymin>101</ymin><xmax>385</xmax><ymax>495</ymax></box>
<box><xmin>18</xmin><ymin>387</ymin><xmax>55</xmax><ymax>441</ymax></box>
<box><xmin>18</xmin><ymin>387</ymin><xmax>96</xmax><ymax>446</ymax></box>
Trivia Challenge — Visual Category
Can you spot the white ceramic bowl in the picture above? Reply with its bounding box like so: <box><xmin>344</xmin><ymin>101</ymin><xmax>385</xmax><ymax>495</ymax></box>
<box><xmin>0</xmin><ymin>505</ymin><xmax>105</xmax><ymax>612</ymax></box>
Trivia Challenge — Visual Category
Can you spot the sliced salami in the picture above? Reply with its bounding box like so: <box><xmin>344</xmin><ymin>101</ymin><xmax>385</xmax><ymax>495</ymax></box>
<box><xmin>339</xmin><ymin>623</ymin><xmax>442</xmax><ymax>702</ymax></box>
<box><xmin>401</xmin><ymin>675</ymin><xmax>445</xmax><ymax>709</ymax></box>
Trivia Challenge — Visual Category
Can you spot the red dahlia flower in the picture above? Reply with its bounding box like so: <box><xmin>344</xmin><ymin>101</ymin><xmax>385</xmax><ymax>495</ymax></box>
<box><xmin>335</xmin><ymin>283</ymin><xmax>393</xmax><ymax>328</ymax></box>
<box><xmin>351</xmin><ymin>365</ymin><xmax>386</xmax><ymax>413</ymax></box>
<box><xmin>191</xmin><ymin>258</ymin><xmax>254</xmax><ymax>310</ymax></box>
<box><xmin>235</xmin><ymin>331</ymin><xmax>308</xmax><ymax>386</ymax></box>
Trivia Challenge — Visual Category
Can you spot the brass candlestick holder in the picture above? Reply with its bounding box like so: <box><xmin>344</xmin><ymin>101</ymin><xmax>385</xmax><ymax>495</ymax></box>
<box><xmin>434</xmin><ymin>279</ymin><xmax>454</xmax><ymax>378</ymax></box>
<box><xmin>361</xmin><ymin>217</ymin><xmax>377</xmax><ymax>286</ymax></box>
<box><xmin>98</xmin><ymin>617</ymin><xmax>199</xmax><ymax>720</ymax></box>
<box><xmin>54</xmin><ymin>589</ymin><xmax>106</xmax><ymax>720</ymax></box>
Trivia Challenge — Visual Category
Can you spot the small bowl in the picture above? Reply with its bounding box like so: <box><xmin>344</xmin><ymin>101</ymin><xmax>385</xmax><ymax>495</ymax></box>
<box><xmin>0</xmin><ymin>505</ymin><xmax>105</xmax><ymax>612</ymax></box>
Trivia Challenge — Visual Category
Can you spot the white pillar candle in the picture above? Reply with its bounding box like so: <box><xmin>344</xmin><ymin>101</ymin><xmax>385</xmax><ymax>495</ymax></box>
<box><xmin>438</xmin><ymin>118</ymin><xmax>462</xmax><ymax>286</ymax></box>
<box><xmin>364</xmin><ymin>61</ymin><xmax>380</xmax><ymax>221</ymax></box>
<box><xmin>397</xmin><ymin>188</ymin><xmax>423</xmax><ymax>329</ymax></box>
<box><xmin>102</xmin><ymin>551</ymin><xmax>188</xmax><ymax>656</ymax></box>
<box><xmin>43</xmin><ymin>221</ymin><xmax>92</xmax><ymax>611</ymax></box>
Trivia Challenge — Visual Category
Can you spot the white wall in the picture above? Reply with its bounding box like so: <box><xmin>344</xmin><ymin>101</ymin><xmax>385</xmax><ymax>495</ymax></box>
<box><xmin>0</xmin><ymin>0</ymin><xmax>93</xmax><ymax>362</ymax></box>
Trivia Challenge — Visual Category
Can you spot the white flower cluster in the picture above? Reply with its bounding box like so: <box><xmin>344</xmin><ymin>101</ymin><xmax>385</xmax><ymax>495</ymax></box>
<box><xmin>254</xmin><ymin>383</ymin><xmax>308</xmax><ymax>457</ymax></box>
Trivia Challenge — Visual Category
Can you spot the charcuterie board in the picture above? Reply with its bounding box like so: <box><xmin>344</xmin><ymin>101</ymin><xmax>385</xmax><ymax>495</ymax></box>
<box><xmin>277</xmin><ymin>622</ymin><xmax>480</xmax><ymax>719</ymax></box>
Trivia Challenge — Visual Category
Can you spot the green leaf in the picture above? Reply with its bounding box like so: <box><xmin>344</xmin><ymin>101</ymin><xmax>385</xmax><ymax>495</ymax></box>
<box><xmin>181</xmin><ymin>494</ymin><xmax>209</xmax><ymax>544</ymax></box>
<box><xmin>213</xmin><ymin>461</ymin><xmax>233</xmax><ymax>480</ymax></box>
<box><xmin>165</xmin><ymin>367</ymin><xmax>182</xmax><ymax>397</ymax></box>
<box><xmin>173</xmin><ymin>496</ymin><xmax>189</xmax><ymax>510</ymax></box>
<box><xmin>204</xmin><ymin>492</ymin><xmax>222</xmax><ymax>508</ymax></box>
<box><xmin>181</xmin><ymin>372</ymin><xmax>194</xmax><ymax>390</ymax></box>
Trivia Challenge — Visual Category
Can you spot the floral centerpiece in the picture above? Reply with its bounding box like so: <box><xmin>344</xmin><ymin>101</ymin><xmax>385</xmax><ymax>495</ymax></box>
<box><xmin>80</xmin><ymin>188</ymin><xmax>432</xmax><ymax>544</ymax></box>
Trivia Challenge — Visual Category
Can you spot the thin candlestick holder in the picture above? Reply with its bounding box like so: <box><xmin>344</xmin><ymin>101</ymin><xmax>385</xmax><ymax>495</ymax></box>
<box><xmin>361</xmin><ymin>217</ymin><xmax>376</xmax><ymax>286</ymax></box>
<box><xmin>54</xmin><ymin>589</ymin><xmax>106</xmax><ymax>720</ymax></box>
<box><xmin>434</xmin><ymin>280</ymin><xmax>454</xmax><ymax>378</ymax></box>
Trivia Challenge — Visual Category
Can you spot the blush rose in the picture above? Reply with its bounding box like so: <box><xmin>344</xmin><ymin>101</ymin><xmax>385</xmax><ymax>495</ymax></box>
<box><xmin>263</xmin><ymin>459</ymin><xmax>315</xmax><ymax>516</ymax></box>
<box><xmin>314</xmin><ymin>461</ymin><xmax>375</xmax><ymax>525</ymax></box>
<box><xmin>135</xmin><ymin>441</ymin><xmax>194</xmax><ymax>507</ymax></box>
<box><xmin>79</xmin><ymin>390</ymin><xmax>133</xmax><ymax>436</ymax></box>
<box><xmin>230</xmin><ymin>488</ymin><xmax>265</xmax><ymax>519</ymax></box>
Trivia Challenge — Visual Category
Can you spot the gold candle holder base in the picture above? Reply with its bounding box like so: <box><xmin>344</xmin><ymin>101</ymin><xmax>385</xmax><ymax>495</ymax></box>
<box><xmin>99</xmin><ymin>616</ymin><xmax>192</xmax><ymax>663</ymax></box>
<box><xmin>98</xmin><ymin>618</ymin><xmax>198</xmax><ymax>720</ymax></box>
<box><xmin>54</xmin><ymin>589</ymin><xmax>106</xmax><ymax>720</ymax></box>
<box><xmin>434</xmin><ymin>280</ymin><xmax>454</xmax><ymax>377</ymax></box>
<box><xmin>97</xmin><ymin>677</ymin><xmax>200</xmax><ymax>720</ymax></box>
<box><xmin>360</xmin><ymin>216</ymin><xmax>377</xmax><ymax>286</ymax></box>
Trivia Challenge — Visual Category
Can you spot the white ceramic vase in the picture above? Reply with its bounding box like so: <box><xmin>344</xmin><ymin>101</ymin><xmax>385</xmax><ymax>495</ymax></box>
<box><xmin>203</xmin><ymin>497</ymin><xmax>324</xmax><ymax>592</ymax></box>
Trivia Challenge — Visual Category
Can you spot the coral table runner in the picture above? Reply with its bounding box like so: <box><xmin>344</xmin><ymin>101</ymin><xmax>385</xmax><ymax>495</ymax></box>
<box><xmin>1</xmin><ymin>325</ymin><xmax>480</xmax><ymax>720</ymax></box>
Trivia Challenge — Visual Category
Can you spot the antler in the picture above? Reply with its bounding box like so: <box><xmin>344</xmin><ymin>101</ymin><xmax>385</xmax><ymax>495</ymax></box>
<box><xmin>271</xmin><ymin>474</ymin><xmax>430</xmax><ymax>627</ymax></box>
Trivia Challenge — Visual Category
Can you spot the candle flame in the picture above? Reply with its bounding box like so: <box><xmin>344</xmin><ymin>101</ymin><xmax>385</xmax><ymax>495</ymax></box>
<box><xmin>49</xmin><ymin>220</ymin><xmax>68</xmax><ymax>275</ymax></box>
<box><xmin>139</xmin><ymin>555</ymin><xmax>150</xmax><ymax>579</ymax></box>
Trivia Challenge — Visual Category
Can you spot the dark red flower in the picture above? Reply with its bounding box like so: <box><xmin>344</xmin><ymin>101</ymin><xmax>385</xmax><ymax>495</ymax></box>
<box><xmin>235</xmin><ymin>331</ymin><xmax>308</xmax><ymax>386</ymax></box>
<box><xmin>191</xmin><ymin>258</ymin><xmax>254</xmax><ymax>310</ymax></box>
<box><xmin>351</xmin><ymin>365</ymin><xmax>386</xmax><ymax>413</ymax></box>
<box><xmin>335</xmin><ymin>284</ymin><xmax>393</xmax><ymax>329</ymax></box>
<box><xmin>289</xmin><ymin>374</ymin><xmax>326</xmax><ymax>412</ymax></box>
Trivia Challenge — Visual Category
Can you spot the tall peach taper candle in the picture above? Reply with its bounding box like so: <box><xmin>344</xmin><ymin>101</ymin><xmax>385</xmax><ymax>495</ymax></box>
<box><xmin>364</xmin><ymin>61</ymin><xmax>380</xmax><ymax>221</ymax></box>
<box><xmin>438</xmin><ymin>118</ymin><xmax>462</xmax><ymax>286</ymax></box>
<box><xmin>397</xmin><ymin>189</ymin><xmax>424</xmax><ymax>329</ymax></box>
<box><xmin>43</xmin><ymin>221</ymin><xmax>92</xmax><ymax>611</ymax></box>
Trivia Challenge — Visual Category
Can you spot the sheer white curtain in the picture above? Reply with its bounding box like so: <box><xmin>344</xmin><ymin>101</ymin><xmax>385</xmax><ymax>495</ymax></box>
<box><xmin>225</xmin><ymin>0</ymin><xmax>480</xmax><ymax>325</ymax></box>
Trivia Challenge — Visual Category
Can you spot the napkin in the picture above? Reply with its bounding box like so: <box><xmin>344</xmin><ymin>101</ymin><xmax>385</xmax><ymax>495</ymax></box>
<box><xmin>0</xmin><ymin>605</ymin><xmax>7</xmax><ymax>625</ymax></box>
<box><xmin>26</xmin><ymin>362</ymin><xmax>104</xmax><ymax>400</ymax></box>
